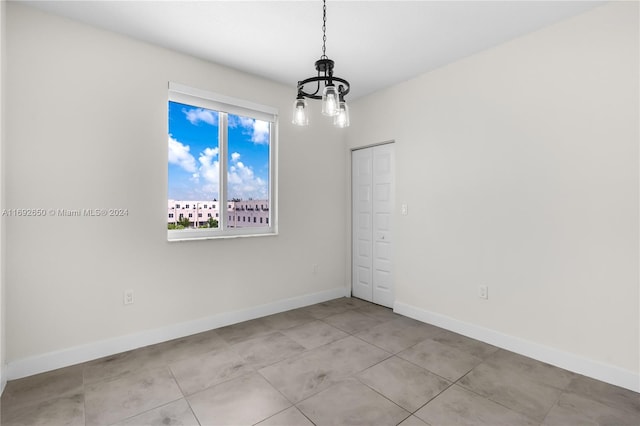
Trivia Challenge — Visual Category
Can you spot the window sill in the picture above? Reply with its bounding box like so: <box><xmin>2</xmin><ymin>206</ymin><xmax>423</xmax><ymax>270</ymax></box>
<box><xmin>167</xmin><ymin>229</ymin><xmax>278</xmax><ymax>242</ymax></box>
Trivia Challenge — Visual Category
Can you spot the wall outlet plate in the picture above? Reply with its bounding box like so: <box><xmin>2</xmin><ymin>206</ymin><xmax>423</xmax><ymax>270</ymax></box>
<box><xmin>479</xmin><ymin>285</ymin><xmax>488</xmax><ymax>300</ymax></box>
<box><xmin>124</xmin><ymin>289</ymin><xmax>134</xmax><ymax>305</ymax></box>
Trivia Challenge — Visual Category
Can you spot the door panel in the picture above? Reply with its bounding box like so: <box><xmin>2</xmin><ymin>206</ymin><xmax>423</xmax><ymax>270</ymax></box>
<box><xmin>351</xmin><ymin>148</ymin><xmax>373</xmax><ymax>302</ymax></box>
<box><xmin>372</xmin><ymin>144</ymin><xmax>395</xmax><ymax>307</ymax></box>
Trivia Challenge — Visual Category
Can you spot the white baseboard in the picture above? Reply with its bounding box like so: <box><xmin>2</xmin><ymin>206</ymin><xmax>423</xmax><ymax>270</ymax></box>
<box><xmin>7</xmin><ymin>286</ymin><xmax>349</xmax><ymax>381</ymax></box>
<box><xmin>394</xmin><ymin>301</ymin><xmax>640</xmax><ymax>393</ymax></box>
<box><xmin>1</xmin><ymin>363</ymin><xmax>6</xmax><ymax>394</ymax></box>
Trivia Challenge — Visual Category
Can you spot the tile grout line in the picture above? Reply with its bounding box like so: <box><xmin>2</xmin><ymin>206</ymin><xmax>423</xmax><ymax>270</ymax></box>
<box><xmin>169</xmin><ymin>360</ymin><xmax>203</xmax><ymax>426</ymax></box>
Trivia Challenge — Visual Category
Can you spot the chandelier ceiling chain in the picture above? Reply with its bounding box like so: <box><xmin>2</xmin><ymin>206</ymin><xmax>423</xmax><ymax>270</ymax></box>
<box><xmin>292</xmin><ymin>0</ymin><xmax>350</xmax><ymax>128</ymax></box>
<box><xmin>321</xmin><ymin>1</ymin><xmax>327</xmax><ymax>60</ymax></box>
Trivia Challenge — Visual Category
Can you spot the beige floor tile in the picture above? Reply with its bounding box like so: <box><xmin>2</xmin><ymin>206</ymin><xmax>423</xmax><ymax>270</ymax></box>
<box><xmin>1</xmin><ymin>364</ymin><xmax>83</xmax><ymax>417</ymax></box>
<box><xmin>459</xmin><ymin>365</ymin><xmax>561</xmax><ymax>422</ymax></box>
<box><xmin>281</xmin><ymin>320</ymin><xmax>349</xmax><ymax>350</ymax></box>
<box><xmin>564</xmin><ymin>375</ymin><xmax>640</xmax><ymax>418</ymax></box>
<box><xmin>357</xmin><ymin>356</ymin><xmax>451</xmax><ymax>412</ymax></box>
<box><xmin>142</xmin><ymin>329</ymin><xmax>230</xmax><ymax>366</ymax></box>
<box><xmin>262</xmin><ymin>308</ymin><xmax>317</xmax><ymax>330</ymax></box>
<box><xmin>328</xmin><ymin>297</ymin><xmax>373</xmax><ymax>310</ymax></box>
<box><xmin>542</xmin><ymin>400</ymin><xmax>601</xmax><ymax>426</ymax></box>
<box><xmin>231</xmin><ymin>331</ymin><xmax>306</xmax><ymax>369</ymax></box>
<box><xmin>398</xmin><ymin>339</ymin><xmax>483</xmax><ymax>381</ymax></box>
<box><xmin>85</xmin><ymin>331</ymin><xmax>229</xmax><ymax>385</ymax></box>
<box><xmin>216</xmin><ymin>317</ymin><xmax>276</xmax><ymax>345</ymax></box>
<box><xmin>416</xmin><ymin>385</ymin><xmax>538</xmax><ymax>426</ymax></box>
<box><xmin>297</xmin><ymin>378</ymin><xmax>410</xmax><ymax>426</ymax></box>
<box><xmin>257</xmin><ymin>406</ymin><xmax>315</xmax><ymax>426</ymax></box>
<box><xmin>0</xmin><ymin>392</ymin><xmax>84</xmax><ymax>426</ymax></box>
<box><xmin>84</xmin><ymin>366</ymin><xmax>183</xmax><ymax>426</ymax></box>
<box><xmin>170</xmin><ymin>346</ymin><xmax>252</xmax><ymax>395</ymax></box>
<box><xmin>113</xmin><ymin>398</ymin><xmax>199</xmax><ymax>426</ymax></box>
<box><xmin>483</xmin><ymin>350</ymin><xmax>576</xmax><ymax>389</ymax></box>
<box><xmin>355</xmin><ymin>303</ymin><xmax>402</xmax><ymax>322</ymax></box>
<box><xmin>431</xmin><ymin>329</ymin><xmax>499</xmax><ymax>359</ymax></box>
<box><xmin>543</xmin><ymin>387</ymin><xmax>640</xmax><ymax>426</ymax></box>
<box><xmin>187</xmin><ymin>372</ymin><xmax>291</xmax><ymax>426</ymax></box>
<box><xmin>355</xmin><ymin>316</ymin><xmax>442</xmax><ymax>353</ymax></box>
<box><xmin>323</xmin><ymin>309</ymin><xmax>383</xmax><ymax>334</ymax></box>
<box><xmin>259</xmin><ymin>336</ymin><xmax>390</xmax><ymax>403</ymax></box>
<box><xmin>83</xmin><ymin>348</ymin><xmax>161</xmax><ymax>385</ymax></box>
<box><xmin>398</xmin><ymin>415</ymin><xmax>430</xmax><ymax>426</ymax></box>
<box><xmin>301</xmin><ymin>301</ymin><xmax>350</xmax><ymax>319</ymax></box>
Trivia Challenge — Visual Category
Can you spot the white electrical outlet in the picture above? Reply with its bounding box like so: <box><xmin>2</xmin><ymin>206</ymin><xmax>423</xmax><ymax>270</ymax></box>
<box><xmin>479</xmin><ymin>285</ymin><xmax>488</xmax><ymax>300</ymax></box>
<box><xmin>124</xmin><ymin>289</ymin><xmax>134</xmax><ymax>305</ymax></box>
<box><xmin>401</xmin><ymin>204</ymin><xmax>408</xmax><ymax>216</ymax></box>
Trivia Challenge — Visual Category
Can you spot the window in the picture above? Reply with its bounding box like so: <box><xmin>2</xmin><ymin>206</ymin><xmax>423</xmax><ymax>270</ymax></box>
<box><xmin>168</xmin><ymin>83</ymin><xmax>277</xmax><ymax>240</ymax></box>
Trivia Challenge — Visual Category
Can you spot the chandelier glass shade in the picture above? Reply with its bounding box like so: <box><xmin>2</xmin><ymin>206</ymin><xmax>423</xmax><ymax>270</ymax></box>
<box><xmin>292</xmin><ymin>0</ymin><xmax>350</xmax><ymax>127</ymax></box>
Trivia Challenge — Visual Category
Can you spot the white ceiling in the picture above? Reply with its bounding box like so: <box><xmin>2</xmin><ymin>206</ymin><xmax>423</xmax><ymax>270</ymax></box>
<box><xmin>21</xmin><ymin>0</ymin><xmax>603</xmax><ymax>100</ymax></box>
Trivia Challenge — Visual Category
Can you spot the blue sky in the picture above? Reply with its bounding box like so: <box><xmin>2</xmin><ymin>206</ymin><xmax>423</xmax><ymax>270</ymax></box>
<box><xmin>168</xmin><ymin>101</ymin><xmax>270</xmax><ymax>201</ymax></box>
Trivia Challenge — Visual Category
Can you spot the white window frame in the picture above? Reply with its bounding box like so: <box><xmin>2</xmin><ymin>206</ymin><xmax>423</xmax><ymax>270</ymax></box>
<box><xmin>168</xmin><ymin>82</ymin><xmax>278</xmax><ymax>241</ymax></box>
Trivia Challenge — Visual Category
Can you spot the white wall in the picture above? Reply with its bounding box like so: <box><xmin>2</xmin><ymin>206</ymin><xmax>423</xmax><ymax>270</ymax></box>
<box><xmin>0</xmin><ymin>0</ymin><xmax>7</xmax><ymax>395</ymax></box>
<box><xmin>5</xmin><ymin>3</ymin><xmax>347</xmax><ymax>372</ymax></box>
<box><xmin>347</xmin><ymin>2</ymin><xmax>639</xmax><ymax>390</ymax></box>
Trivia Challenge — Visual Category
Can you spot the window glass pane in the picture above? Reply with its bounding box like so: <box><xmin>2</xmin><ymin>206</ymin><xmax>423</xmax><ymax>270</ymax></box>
<box><xmin>226</xmin><ymin>113</ymin><xmax>270</xmax><ymax>229</ymax></box>
<box><xmin>168</xmin><ymin>101</ymin><xmax>220</xmax><ymax>230</ymax></box>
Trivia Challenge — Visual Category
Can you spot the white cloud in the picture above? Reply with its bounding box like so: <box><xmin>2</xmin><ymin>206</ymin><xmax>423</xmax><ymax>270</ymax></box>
<box><xmin>202</xmin><ymin>147</ymin><xmax>219</xmax><ymax>158</ymax></box>
<box><xmin>184</xmin><ymin>108</ymin><xmax>217</xmax><ymax>126</ymax></box>
<box><xmin>251</xmin><ymin>120</ymin><xmax>270</xmax><ymax>144</ymax></box>
<box><xmin>168</xmin><ymin>136</ymin><xmax>196</xmax><ymax>173</ymax></box>
<box><xmin>229</xmin><ymin>116</ymin><xmax>270</xmax><ymax>145</ymax></box>
<box><xmin>227</xmin><ymin>152</ymin><xmax>268</xmax><ymax>200</ymax></box>
<box><xmin>197</xmin><ymin>147</ymin><xmax>220</xmax><ymax>197</ymax></box>
<box><xmin>238</xmin><ymin>117</ymin><xmax>254</xmax><ymax>128</ymax></box>
<box><xmin>170</xmin><ymin>131</ymin><xmax>268</xmax><ymax>200</ymax></box>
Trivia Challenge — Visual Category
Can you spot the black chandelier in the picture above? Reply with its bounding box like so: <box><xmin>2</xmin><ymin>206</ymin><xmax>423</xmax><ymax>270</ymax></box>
<box><xmin>292</xmin><ymin>0</ymin><xmax>350</xmax><ymax>128</ymax></box>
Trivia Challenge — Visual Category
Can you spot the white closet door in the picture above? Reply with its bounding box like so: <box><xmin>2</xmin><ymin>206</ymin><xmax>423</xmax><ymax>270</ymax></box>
<box><xmin>352</xmin><ymin>143</ymin><xmax>395</xmax><ymax>307</ymax></box>
<box><xmin>352</xmin><ymin>148</ymin><xmax>373</xmax><ymax>302</ymax></box>
<box><xmin>372</xmin><ymin>144</ymin><xmax>395</xmax><ymax>307</ymax></box>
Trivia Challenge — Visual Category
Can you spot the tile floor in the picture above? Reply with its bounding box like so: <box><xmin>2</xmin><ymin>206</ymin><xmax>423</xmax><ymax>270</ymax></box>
<box><xmin>1</xmin><ymin>297</ymin><xmax>638</xmax><ymax>426</ymax></box>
